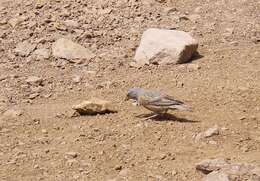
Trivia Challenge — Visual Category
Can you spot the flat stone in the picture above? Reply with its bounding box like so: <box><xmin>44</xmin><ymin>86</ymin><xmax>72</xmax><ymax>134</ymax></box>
<box><xmin>52</xmin><ymin>38</ymin><xmax>95</xmax><ymax>60</ymax></box>
<box><xmin>14</xmin><ymin>41</ymin><xmax>36</xmax><ymax>57</ymax></box>
<box><xmin>196</xmin><ymin>158</ymin><xmax>230</xmax><ymax>174</ymax></box>
<box><xmin>26</xmin><ymin>76</ymin><xmax>43</xmax><ymax>86</ymax></box>
<box><xmin>134</xmin><ymin>28</ymin><xmax>198</xmax><ymax>66</ymax></box>
<box><xmin>72</xmin><ymin>98</ymin><xmax>117</xmax><ymax>115</ymax></box>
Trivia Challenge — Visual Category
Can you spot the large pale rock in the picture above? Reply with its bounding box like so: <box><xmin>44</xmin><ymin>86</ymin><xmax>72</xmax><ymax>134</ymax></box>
<box><xmin>72</xmin><ymin>98</ymin><xmax>117</xmax><ymax>115</ymax></box>
<box><xmin>133</xmin><ymin>28</ymin><xmax>198</xmax><ymax>66</ymax></box>
<box><xmin>52</xmin><ymin>38</ymin><xmax>95</xmax><ymax>60</ymax></box>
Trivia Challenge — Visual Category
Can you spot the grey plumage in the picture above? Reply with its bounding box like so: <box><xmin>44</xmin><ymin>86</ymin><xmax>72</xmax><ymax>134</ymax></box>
<box><xmin>126</xmin><ymin>87</ymin><xmax>191</xmax><ymax>114</ymax></box>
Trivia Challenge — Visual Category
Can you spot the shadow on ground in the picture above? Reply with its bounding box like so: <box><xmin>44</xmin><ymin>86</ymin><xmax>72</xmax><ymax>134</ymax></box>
<box><xmin>136</xmin><ymin>113</ymin><xmax>199</xmax><ymax>123</ymax></box>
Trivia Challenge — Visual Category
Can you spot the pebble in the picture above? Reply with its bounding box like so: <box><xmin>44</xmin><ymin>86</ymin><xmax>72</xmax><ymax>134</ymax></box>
<box><xmin>72</xmin><ymin>75</ymin><xmax>82</xmax><ymax>83</ymax></box>
<box><xmin>41</xmin><ymin>129</ymin><xmax>48</xmax><ymax>134</ymax></box>
<box><xmin>115</xmin><ymin>165</ymin><xmax>122</xmax><ymax>171</ymax></box>
<box><xmin>26</xmin><ymin>76</ymin><xmax>43</xmax><ymax>86</ymax></box>
<box><xmin>14</xmin><ymin>41</ymin><xmax>36</xmax><ymax>57</ymax></box>
<box><xmin>65</xmin><ymin>152</ymin><xmax>78</xmax><ymax>159</ymax></box>
<box><xmin>32</xmin><ymin>48</ymin><xmax>50</xmax><ymax>60</ymax></box>
<box><xmin>204</xmin><ymin>125</ymin><xmax>220</xmax><ymax>138</ymax></box>
<box><xmin>64</xmin><ymin>20</ymin><xmax>79</xmax><ymax>28</ymax></box>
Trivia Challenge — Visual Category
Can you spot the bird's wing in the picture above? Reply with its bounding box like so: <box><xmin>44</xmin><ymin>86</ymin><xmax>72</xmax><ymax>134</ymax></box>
<box><xmin>140</xmin><ymin>94</ymin><xmax>183</xmax><ymax>107</ymax></box>
<box><xmin>162</xmin><ymin>95</ymin><xmax>184</xmax><ymax>105</ymax></box>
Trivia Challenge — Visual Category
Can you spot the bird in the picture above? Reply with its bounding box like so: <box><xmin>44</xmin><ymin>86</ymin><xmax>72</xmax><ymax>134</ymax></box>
<box><xmin>125</xmin><ymin>87</ymin><xmax>191</xmax><ymax>119</ymax></box>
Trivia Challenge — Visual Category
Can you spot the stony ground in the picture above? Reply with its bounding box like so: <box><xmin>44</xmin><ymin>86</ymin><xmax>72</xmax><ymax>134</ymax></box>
<box><xmin>0</xmin><ymin>0</ymin><xmax>259</xmax><ymax>180</ymax></box>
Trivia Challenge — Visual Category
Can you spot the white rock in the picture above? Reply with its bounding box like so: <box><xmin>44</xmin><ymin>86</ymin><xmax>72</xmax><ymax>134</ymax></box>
<box><xmin>14</xmin><ymin>41</ymin><xmax>36</xmax><ymax>57</ymax></box>
<box><xmin>72</xmin><ymin>98</ymin><xmax>117</xmax><ymax>115</ymax></box>
<box><xmin>33</xmin><ymin>48</ymin><xmax>50</xmax><ymax>60</ymax></box>
<box><xmin>52</xmin><ymin>38</ymin><xmax>95</xmax><ymax>60</ymax></box>
<box><xmin>134</xmin><ymin>28</ymin><xmax>198</xmax><ymax>66</ymax></box>
<box><xmin>204</xmin><ymin>126</ymin><xmax>220</xmax><ymax>138</ymax></box>
<box><xmin>195</xmin><ymin>125</ymin><xmax>220</xmax><ymax>141</ymax></box>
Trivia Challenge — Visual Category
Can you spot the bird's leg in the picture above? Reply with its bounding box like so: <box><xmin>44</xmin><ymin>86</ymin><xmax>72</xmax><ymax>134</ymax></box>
<box><xmin>142</xmin><ymin>113</ymin><xmax>159</xmax><ymax>120</ymax></box>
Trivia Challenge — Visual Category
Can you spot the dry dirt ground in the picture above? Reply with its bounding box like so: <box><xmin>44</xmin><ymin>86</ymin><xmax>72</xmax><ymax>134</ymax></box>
<box><xmin>0</xmin><ymin>0</ymin><xmax>260</xmax><ymax>180</ymax></box>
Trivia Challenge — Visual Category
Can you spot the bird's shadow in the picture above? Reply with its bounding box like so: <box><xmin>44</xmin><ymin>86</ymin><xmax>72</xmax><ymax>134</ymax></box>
<box><xmin>136</xmin><ymin>113</ymin><xmax>198</xmax><ymax>123</ymax></box>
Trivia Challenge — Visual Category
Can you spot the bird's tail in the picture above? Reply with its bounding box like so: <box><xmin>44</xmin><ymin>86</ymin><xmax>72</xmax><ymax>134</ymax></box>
<box><xmin>170</xmin><ymin>104</ymin><xmax>192</xmax><ymax>112</ymax></box>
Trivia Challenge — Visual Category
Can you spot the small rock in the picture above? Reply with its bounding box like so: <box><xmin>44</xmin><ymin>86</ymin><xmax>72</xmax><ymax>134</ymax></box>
<box><xmin>0</xmin><ymin>76</ymin><xmax>8</xmax><ymax>81</ymax></box>
<box><xmin>171</xmin><ymin>170</ymin><xmax>178</xmax><ymax>176</ymax></box>
<box><xmin>1</xmin><ymin>109</ymin><xmax>23</xmax><ymax>119</ymax></box>
<box><xmin>72</xmin><ymin>75</ymin><xmax>82</xmax><ymax>83</ymax></box>
<box><xmin>115</xmin><ymin>165</ymin><xmax>122</xmax><ymax>171</ymax></box>
<box><xmin>198</xmin><ymin>159</ymin><xmax>260</xmax><ymax>181</ymax></box>
<box><xmin>52</xmin><ymin>38</ymin><xmax>95</xmax><ymax>60</ymax></box>
<box><xmin>8</xmin><ymin>16</ymin><xmax>27</xmax><ymax>28</ymax></box>
<box><xmin>35</xmin><ymin>0</ymin><xmax>45</xmax><ymax>9</ymax></box>
<box><xmin>204</xmin><ymin>126</ymin><xmax>220</xmax><ymax>138</ymax></box>
<box><xmin>188</xmin><ymin>14</ymin><xmax>201</xmax><ymax>23</ymax></box>
<box><xmin>208</xmin><ymin>140</ymin><xmax>217</xmax><ymax>145</ymax></box>
<box><xmin>187</xmin><ymin>63</ymin><xmax>201</xmax><ymax>71</ymax></box>
<box><xmin>14</xmin><ymin>41</ymin><xmax>36</xmax><ymax>57</ymax></box>
<box><xmin>65</xmin><ymin>152</ymin><xmax>78</xmax><ymax>159</ymax></box>
<box><xmin>96</xmin><ymin>81</ymin><xmax>112</xmax><ymax>89</ymax></box>
<box><xmin>32</xmin><ymin>48</ymin><xmax>50</xmax><ymax>60</ymax></box>
<box><xmin>196</xmin><ymin>158</ymin><xmax>230</xmax><ymax>174</ymax></box>
<box><xmin>119</xmin><ymin>169</ymin><xmax>130</xmax><ymax>177</ymax></box>
<box><xmin>203</xmin><ymin>171</ymin><xmax>230</xmax><ymax>181</ymax></box>
<box><xmin>29</xmin><ymin>93</ymin><xmax>40</xmax><ymax>99</ymax></box>
<box><xmin>134</xmin><ymin>28</ymin><xmax>198</xmax><ymax>66</ymax></box>
<box><xmin>0</xmin><ymin>19</ymin><xmax>7</xmax><ymax>26</ymax></box>
<box><xmin>64</xmin><ymin>20</ymin><xmax>79</xmax><ymax>28</ymax></box>
<box><xmin>41</xmin><ymin>129</ymin><xmax>48</xmax><ymax>134</ymax></box>
<box><xmin>72</xmin><ymin>98</ymin><xmax>117</xmax><ymax>115</ymax></box>
<box><xmin>26</xmin><ymin>76</ymin><xmax>43</xmax><ymax>86</ymax></box>
<box><xmin>196</xmin><ymin>125</ymin><xmax>220</xmax><ymax>140</ymax></box>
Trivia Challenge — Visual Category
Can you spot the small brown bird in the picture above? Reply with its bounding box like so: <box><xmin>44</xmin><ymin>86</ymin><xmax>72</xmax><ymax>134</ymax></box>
<box><xmin>126</xmin><ymin>88</ymin><xmax>191</xmax><ymax>118</ymax></box>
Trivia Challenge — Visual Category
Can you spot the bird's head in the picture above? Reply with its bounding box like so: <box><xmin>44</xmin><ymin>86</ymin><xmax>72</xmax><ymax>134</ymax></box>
<box><xmin>125</xmin><ymin>87</ymin><xmax>144</xmax><ymax>101</ymax></box>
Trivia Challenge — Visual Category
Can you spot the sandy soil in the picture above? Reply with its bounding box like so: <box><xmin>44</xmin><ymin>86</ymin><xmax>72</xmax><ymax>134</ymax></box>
<box><xmin>0</xmin><ymin>0</ymin><xmax>259</xmax><ymax>180</ymax></box>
